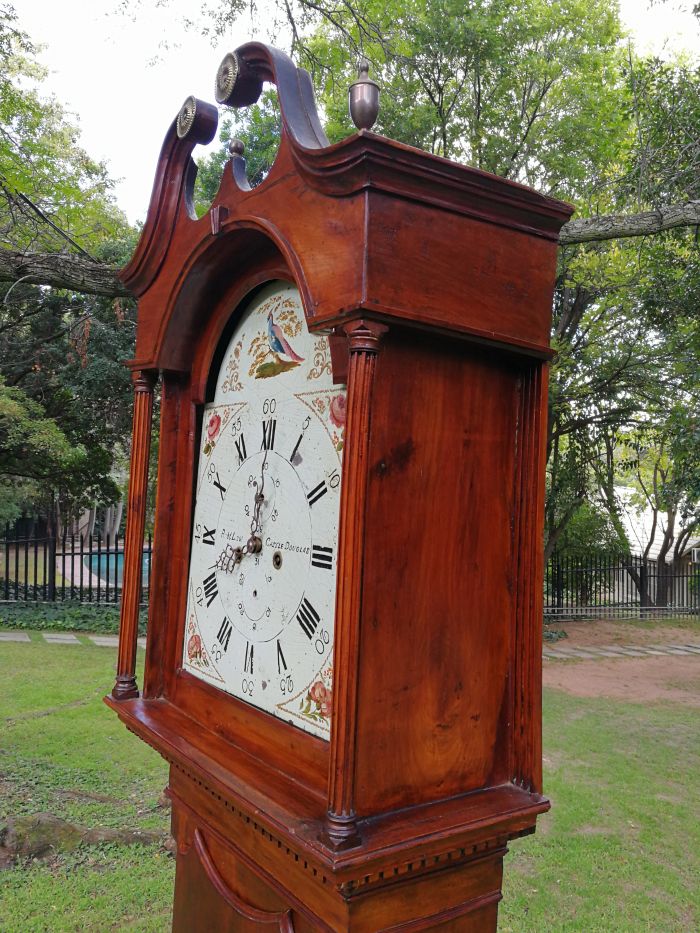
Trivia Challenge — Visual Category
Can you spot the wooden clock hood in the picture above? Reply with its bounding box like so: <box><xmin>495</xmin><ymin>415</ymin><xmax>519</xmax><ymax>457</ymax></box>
<box><xmin>121</xmin><ymin>42</ymin><xmax>571</xmax><ymax>374</ymax></box>
<box><xmin>107</xmin><ymin>40</ymin><xmax>574</xmax><ymax>933</ymax></box>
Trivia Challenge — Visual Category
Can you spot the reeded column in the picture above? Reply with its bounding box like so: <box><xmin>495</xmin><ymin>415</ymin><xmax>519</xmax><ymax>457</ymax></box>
<box><xmin>324</xmin><ymin>319</ymin><xmax>387</xmax><ymax>850</ymax></box>
<box><xmin>112</xmin><ymin>369</ymin><xmax>157</xmax><ymax>700</ymax></box>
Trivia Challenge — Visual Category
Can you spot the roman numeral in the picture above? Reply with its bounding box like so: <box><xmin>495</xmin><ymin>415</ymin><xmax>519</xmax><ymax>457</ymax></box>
<box><xmin>306</xmin><ymin>480</ymin><xmax>328</xmax><ymax>507</ymax></box>
<box><xmin>276</xmin><ymin>640</ymin><xmax>287</xmax><ymax>674</ymax></box>
<box><xmin>234</xmin><ymin>435</ymin><xmax>247</xmax><ymax>465</ymax></box>
<box><xmin>244</xmin><ymin>641</ymin><xmax>254</xmax><ymax>675</ymax></box>
<box><xmin>311</xmin><ymin>545</ymin><xmax>333</xmax><ymax>570</ymax></box>
<box><xmin>202</xmin><ymin>526</ymin><xmax>216</xmax><ymax>546</ymax></box>
<box><xmin>216</xmin><ymin>616</ymin><xmax>232</xmax><ymax>653</ymax></box>
<box><xmin>213</xmin><ymin>472</ymin><xmax>226</xmax><ymax>499</ymax></box>
<box><xmin>203</xmin><ymin>571</ymin><xmax>218</xmax><ymax>608</ymax></box>
<box><xmin>297</xmin><ymin>598</ymin><xmax>320</xmax><ymax>640</ymax></box>
<box><xmin>289</xmin><ymin>434</ymin><xmax>303</xmax><ymax>464</ymax></box>
<box><xmin>261</xmin><ymin>419</ymin><xmax>276</xmax><ymax>451</ymax></box>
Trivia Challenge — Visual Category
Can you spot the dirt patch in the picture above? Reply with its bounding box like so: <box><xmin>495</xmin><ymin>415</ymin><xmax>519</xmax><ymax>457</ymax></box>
<box><xmin>545</xmin><ymin>619</ymin><xmax>700</xmax><ymax>649</ymax></box>
<box><xmin>543</xmin><ymin>656</ymin><xmax>700</xmax><ymax>706</ymax></box>
<box><xmin>0</xmin><ymin>813</ymin><xmax>170</xmax><ymax>867</ymax></box>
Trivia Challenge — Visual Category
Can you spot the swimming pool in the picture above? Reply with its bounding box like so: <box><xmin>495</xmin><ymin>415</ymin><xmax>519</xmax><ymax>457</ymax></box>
<box><xmin>85</xmin><ymin>551</ymin><xmax>151</xmax><ymax>585</ymax></box>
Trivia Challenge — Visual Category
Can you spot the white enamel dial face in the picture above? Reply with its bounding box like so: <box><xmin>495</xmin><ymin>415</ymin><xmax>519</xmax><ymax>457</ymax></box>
<box><xmin>182</xmin><ymin>281</ymin><xmax>345</xmax><ymax>740</ymax></box>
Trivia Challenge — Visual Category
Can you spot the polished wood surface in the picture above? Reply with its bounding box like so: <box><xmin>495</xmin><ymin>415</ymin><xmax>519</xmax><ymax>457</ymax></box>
<box><xmin>112</xmin><ymin>369</ymin><xmax>156</xmax><ymax>700</ymax></box>
<box><xmin>108</xmin><ymin>40</ymin><xmax>573</xmax><ymax>931</ymax></box>
<box><xmin>326</xmin><ymin>320</ymin><xmax>387</xmax><ymax>850</ymax></box>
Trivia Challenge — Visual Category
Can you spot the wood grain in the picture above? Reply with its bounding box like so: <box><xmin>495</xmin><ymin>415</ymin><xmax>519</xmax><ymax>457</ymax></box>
<box><xmin>112</xmin><ymin>369</ymin><xmax>156</xmax><ymax>700</ymax></box>
<box><xmin>107</xmin><ymin>40</ymin><xmax>572</xmax><ymax>932</ymax></box>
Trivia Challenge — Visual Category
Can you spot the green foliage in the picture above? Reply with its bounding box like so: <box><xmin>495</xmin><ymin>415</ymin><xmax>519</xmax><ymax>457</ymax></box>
<box><xmin>306</xmin><ymin>0</ymin><xmax>628</xmax><ymax>199</ymax></box>
<box><xmin>193</xmin><ymin>91</ymin><xmax>281</xmax><ymax>215</ymax></box>
<box><xmin>553</xmin><ymin>501</ymin><xmax>628</xmax><ymax>560</ymax></box>
<box><xmin>0</xmin><ymin>5</ymin><xmax>127</xmax><ymax>253</ymax></box>
<box><xmin>0</xmin><ymin>376</ymin><xmax>120</xmax><ymax>526</ymax></box>
<box><xmin>0</xmin><ymin>603</ymin><xmax>147</xmax><ymax>634</ymax></box>
<box><xmin>0</xmin><ymin>9</ymin><xmax>138</xmax><ymax>529</ymax></box>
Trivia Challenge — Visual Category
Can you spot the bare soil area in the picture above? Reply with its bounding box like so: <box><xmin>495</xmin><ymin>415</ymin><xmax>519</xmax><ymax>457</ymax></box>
<box><xmin>543</xmin><ymin>619</ymin><xmax>700</xmax><ymax>705</ymax></box>
<box><xmin>546</xmin><ymin>618</ymin><xmax>699</xmax><ymax>649</ymax></box>
<box><xmin>543</xmin><ymin>656</ymin><xmax>700</xmax><ymax>706</ymax></box>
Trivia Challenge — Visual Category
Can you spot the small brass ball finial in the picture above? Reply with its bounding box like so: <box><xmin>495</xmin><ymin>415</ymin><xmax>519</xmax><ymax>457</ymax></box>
<box><xmin>176</xmin><ymin>95</ymin><xmax>197</xmax><ymax>139</ymax></box>
<box><xmin>228</xmin><ymin>138</ymin><xmax>245</xmax><ymax>157</ymax></box>
<box><xmin>348</xmin><ymin>58</ymin><xmax>380</xmax><ymax>131</ymax></box>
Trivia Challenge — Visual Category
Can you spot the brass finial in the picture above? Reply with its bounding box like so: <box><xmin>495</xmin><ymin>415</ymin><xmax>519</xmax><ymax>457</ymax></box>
<box><xmin>228</xmin><ymin>138</ymin><xmax>245</xmax><ymax>157</ymax></box>
<box><xmin>348</xmin><ymin>59</ymin><xmax>380</xmax><ymax>131</ymax></box>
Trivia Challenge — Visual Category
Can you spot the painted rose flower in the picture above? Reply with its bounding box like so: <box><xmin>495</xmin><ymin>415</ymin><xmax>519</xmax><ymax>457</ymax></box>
<box><xmin>207</xmin><ymin>413</ymin><xmax>222</xmax><ymax>441</ymax></box>
<box><xmin>187</xmin><ymin>633</ymin><xmax>203</xmax><ymax>660</ymax></box>
<box><xmin>329</xmin><ymin>394</ymin><xmax>346</xmax><ymax>428</ymax></box>
<box><xmin>308</xmin><ymin>681</ymin><xmax>332</xmax><ymax>719</ymax></box>
<box><xmin>309</xmin><ymin>681</ymin><xmax>326</xmax><ymax>703</ymax></box>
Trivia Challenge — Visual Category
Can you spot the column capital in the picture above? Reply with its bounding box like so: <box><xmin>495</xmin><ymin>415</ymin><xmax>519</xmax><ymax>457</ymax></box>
<box><xmin>131</xmin><ymin>369</ymin><xmax>158</xmax><ymax>392</ymax></box>
<box><xmin>342</xmin><ymin>319</ymin><xmax>388</xmax><ymax>354</ymax></box>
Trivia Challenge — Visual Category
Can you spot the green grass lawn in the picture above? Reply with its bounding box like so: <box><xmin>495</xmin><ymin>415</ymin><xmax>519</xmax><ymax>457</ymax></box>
<box><xmin>0</xmin><ymin>636</ymin><xmax>173</xmax><ymax>932</ymax></box>
<box><xmin>501</xmin><ymin>689</ymin><xmax>700</xmax><ymax>932</ymax></box>
<box><xmin>1</xmin><ymin>632</ymin><xmax>698</xmax><ymax>931</ymax></box>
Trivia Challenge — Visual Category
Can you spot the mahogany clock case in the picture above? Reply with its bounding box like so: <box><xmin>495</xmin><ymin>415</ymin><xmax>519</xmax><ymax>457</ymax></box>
<box><xmin>105</xmin><ymin>40</ymin><xmax>573</xmax><ymax>933</ymax></box>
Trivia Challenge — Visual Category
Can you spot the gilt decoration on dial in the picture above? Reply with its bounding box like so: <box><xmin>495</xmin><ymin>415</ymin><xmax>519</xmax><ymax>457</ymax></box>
<box><xmin>183</xmin><ymin>282</ymin><xmax>344</xmax><ymax>740</ymax></box>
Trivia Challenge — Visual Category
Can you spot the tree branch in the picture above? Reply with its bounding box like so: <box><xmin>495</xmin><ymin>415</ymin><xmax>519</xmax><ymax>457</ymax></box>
<box><xmin>1</xmin><ymin>200</ymin><xmax>700</xmax><ymax>297</ymax></box>
<box><xmin>560</xmin><ymin>201</ymin><xmax>700</xmax><ymax>245</ymax></box>
<box><xmin>0</xmin><ymin>249</ymin><xmax>130</xmax><ymax>298</ymax></box>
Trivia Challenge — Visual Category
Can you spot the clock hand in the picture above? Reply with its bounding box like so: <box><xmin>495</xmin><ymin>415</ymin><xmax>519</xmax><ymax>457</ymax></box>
<box><xmin>246</xmin><ymin>444</ymin><xmax>269</xmax><ymax>553</ymax></box>
<box><xmin>215</xmin><ymin>448</ymin><xmax>269</xmax><ymax>573</ymax></box>
<box><xmin>215</xmin><ymin>543</ymin><xmax>244</xmax><ymax>574</ymax></box>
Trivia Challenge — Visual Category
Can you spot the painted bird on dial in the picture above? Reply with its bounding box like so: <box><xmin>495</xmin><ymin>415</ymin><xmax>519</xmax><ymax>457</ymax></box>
<box><xmin>267</xmin><ymin>311</ymin><xmax>304</xmax><ymax>363</ymax></box>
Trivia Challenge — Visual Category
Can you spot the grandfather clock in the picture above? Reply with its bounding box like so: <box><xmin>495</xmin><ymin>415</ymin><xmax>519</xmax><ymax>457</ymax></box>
<box><xmin>106</xmin><ymin>42</ymin><xmax>572</xmax><ymax>932</ymax></box>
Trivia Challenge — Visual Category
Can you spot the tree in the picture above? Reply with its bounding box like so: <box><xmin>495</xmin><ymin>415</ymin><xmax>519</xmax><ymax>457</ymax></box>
<box><xmin>0</xmin><ymin>6</ymin><xmax>137</xmax><ymax>531</ymax></box>
<box><xmin>0</xmin><ymin>376</ymin><xmax>119</xmax><ymax>527</ymax></box>
<box><xmin>194</xmin><ymin>91</ymin><xmax>282</xmax><ymax>213</ymax></box>
<box><xmin>4</xmin><ymin>1</ymin><xmax>700</xmax><ymax>563</ymax></box>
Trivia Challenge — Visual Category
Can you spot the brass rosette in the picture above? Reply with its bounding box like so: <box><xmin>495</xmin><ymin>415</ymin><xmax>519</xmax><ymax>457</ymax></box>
<box><xmin>176</xmin><ymin>95</ymin><xmax>197</xmax><ymax>139</ymax></box>
<box><xmin>215</xmin><ymin>51</ymin><xmax>240</xmax><ymax>105</ymax></box>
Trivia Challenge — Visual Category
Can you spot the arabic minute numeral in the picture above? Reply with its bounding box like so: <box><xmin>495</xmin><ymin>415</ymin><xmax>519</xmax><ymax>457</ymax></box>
<box><xmin>315</xmin><ymin>627</ymin><xmax>331</xmax><ymax>655</ymax></box>
<box><xmin>280</xmin><ymin>675</ymin><xmax>293</xmax><ymax>695</ymax></box>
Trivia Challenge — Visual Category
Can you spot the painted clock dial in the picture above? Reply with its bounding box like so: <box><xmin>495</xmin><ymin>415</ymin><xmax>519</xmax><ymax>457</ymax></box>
<box><xmin>182</xmin><ymin>281</ymin><xmax>345</xmax><ymax>740</ymax></box>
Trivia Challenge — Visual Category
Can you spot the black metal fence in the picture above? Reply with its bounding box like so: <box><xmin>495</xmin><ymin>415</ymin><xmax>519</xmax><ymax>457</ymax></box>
<box><xmin>2</xmin><ymin>527</ymin><xmax>699</xmax><ymax>619</ymax></box>
<box><xmin>0</xmin><ymin>527</ymin><xmax>152</xmax><ymax>604</ymax></box>
<box><xmin>545</xmin><ymin>554</ymin><xmax>700</xmax><ymax>618</ymax></box>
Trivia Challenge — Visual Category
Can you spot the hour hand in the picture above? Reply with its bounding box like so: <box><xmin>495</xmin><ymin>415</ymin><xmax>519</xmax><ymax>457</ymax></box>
<box><xmin>215</xmin><ymin>543</ymin><xmax>244</xmax><ymax>574</ymax></box>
